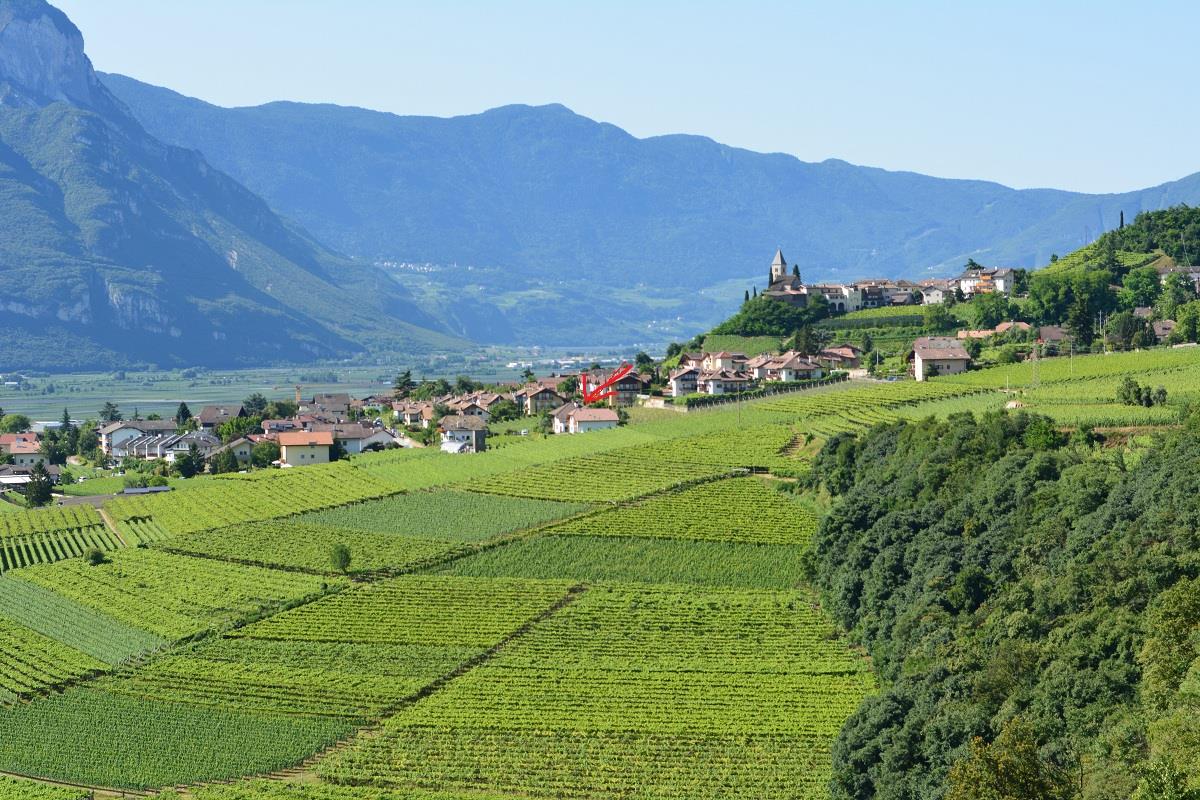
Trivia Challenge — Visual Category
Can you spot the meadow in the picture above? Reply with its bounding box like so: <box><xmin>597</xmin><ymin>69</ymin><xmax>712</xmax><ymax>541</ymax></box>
<box><xmin>0</xmin><ymin>346</ymin><xmax>1198</xmax><ymax>796</ymax></box>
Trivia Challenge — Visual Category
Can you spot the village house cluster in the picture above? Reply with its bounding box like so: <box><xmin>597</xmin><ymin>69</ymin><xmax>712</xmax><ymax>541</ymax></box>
<box><xmin>666</xmin><ymin>345</ymin><xmax>861</xmax><ymax>398</ymax></box>
<box><xmin>762</xmin><ymin>250</ymin><xmax>1020</xmax><ymax>312</ymax></box>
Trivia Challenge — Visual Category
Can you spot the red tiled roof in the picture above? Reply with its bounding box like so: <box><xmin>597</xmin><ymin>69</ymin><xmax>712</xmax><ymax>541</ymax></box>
<box><xmin>277</xmin><ymin>431</ymin><xmax>334</xmax><ymax>447</ymax></box>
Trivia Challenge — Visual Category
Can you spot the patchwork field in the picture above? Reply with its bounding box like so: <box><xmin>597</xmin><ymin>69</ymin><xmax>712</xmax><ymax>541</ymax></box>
<box><xmin>1</xmin><ymin>347</ymin><xmax>1197</xmax><ymax>796</ymax></box>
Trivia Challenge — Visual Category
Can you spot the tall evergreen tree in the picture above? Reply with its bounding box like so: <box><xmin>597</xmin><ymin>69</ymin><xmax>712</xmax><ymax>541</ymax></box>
<box><xmin>175</xmin><ymin>402</ymin><xmax>192</xmax><ymax>427</ymax></box>
<box><xmin>25</xmin><ymin>462</ymin><xmax>53</xmax><ymax>507</ymax></box>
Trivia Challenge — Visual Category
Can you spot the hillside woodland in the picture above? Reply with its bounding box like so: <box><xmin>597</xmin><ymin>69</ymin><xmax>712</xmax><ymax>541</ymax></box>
<box><xmin>809</xmin><ymin>412</ymin><xmax>1200</xmax><ymax>800</ymax></box>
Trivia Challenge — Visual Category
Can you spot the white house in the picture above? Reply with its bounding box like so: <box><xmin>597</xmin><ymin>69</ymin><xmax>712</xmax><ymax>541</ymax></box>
<box><xmin>439</xmin><ymin>415</ymin><xmax>488</xmax><ymax>453</ymax></box>
<box><xmin>567</xmin><ymin>407</ymin><xmax>619</xmax><ymax>433</ymax></box>
<box><xmin>668</xmin><ymin>367</ymin><xmax>699</xmax><ymax>397</ymax></box>
<box><xmin>698</xmin><ymin>370</ymin><xmax>752</xmax><ymax>395</ymax></box>
<box><xmin>909</xmin><ymin>337</ymin><xmax>972</xmax><ymax>381</ymax></box>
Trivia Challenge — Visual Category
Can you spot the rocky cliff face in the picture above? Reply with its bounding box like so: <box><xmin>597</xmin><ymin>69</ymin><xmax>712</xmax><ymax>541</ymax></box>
<box><xmin>0</xmin><ymin>0</ymin><xmax>116</xmax><ymax>112</ymax></box>
<box><xmin>0</xmin><ymin>0</ymin><xmax>459</xmax><ymax>370</ymax></box>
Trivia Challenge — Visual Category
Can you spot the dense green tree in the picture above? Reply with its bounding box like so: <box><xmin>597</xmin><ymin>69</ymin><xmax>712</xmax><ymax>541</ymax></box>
<box><xmin>1120</xmin><ymin>266</ymin><xmax>1163</xmax><ymax>309</ymax></box>
<box><xmin>809</xmin><ymin>411</ymin><xmax>1200</xmax><ymax>797</ymax></box>
<box><xmin>175</xmin><ymin>443</ymin><xmax>203</xmax><ymax>478</ymax></box>
<box><xmin>24</xmin><ymin>461</ymin><xmax>53</xmax><ymax>507</ymax></box>
<box><xmin>488</xmin><ymin>399</ymin><xmax>521</xmax><ymax>423</ymax></box>
<box><xmin>945</xmin><ymin>718</ymin><xmax>1076</xmax><ymax>800</ymax></box>
<box><xmin>0</xmin><ymin>414</ymin><xmax>31</xmax><ymax>433</ymax></box>
<box><xmin>330</xmin><ymin>543</ymin><xmax>351</xmax><ymax>573</ymax></box>
<box><xmin>99</xmin><ymin>402</ymin><xmax>122</xmax><ymax>423</ymax></box>
<box><xmin>209</xmin><ymin>447</ymin><xmax>240</xmax><ymax>475</ymax></box>
<box><xmin>923</xmin><ymin>303</ymin><xmax>956</xmax><ymax>332</ymax></box>
<box><xmin>174</xmin><ymin>402</ymin><xmax>192</xmax><ymax>427</ymax></box>
<box><xmin>216</xmin><ymin>415</ymin><xmax>262</xmax><ymax>443</ymax></box>
<box><xmin>242</xmin><ymin>392</ymin><xmax>268</xmax><ymax>417</ymax></box>
<box><xmin>251</xmin><ymin>440</ymin><xmax>280</xmax><ymax>468</ymax></box>
<box><xmin>709</xmin><ymin>295</ymin><xmax>829</xmax><ymax>338</ymax></box>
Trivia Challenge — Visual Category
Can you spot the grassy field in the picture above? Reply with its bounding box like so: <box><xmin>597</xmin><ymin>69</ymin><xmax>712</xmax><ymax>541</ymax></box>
<box><xmin>0</xmin><ymin>347</ymin><xmax>1198</xmax><ymax>793</ymax></box>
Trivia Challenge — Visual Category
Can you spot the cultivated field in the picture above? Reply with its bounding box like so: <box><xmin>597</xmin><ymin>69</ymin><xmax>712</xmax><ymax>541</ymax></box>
<box><xmin>1</xmin><ymin>347</ymin><xmax>1198</xmax><ymax>797</ymax></box>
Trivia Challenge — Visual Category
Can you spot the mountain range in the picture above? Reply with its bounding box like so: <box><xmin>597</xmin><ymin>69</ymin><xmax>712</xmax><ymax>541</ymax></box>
<box><xmin>3</xmin><ymin>0</ymin><xmax>1200</xmax><ymax>370</ymax></box>
<box><xmin>0</xmin><ymin>0</ymin><xmax>462</xmax><ymax>371</ymax></box>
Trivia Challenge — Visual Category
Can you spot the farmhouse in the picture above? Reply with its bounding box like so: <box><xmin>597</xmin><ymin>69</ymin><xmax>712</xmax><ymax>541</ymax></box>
<box><xmin>816</xmin><ymin>344</ymin><xmax>862</xmax><ymax>370</ymax></box>
<box><xmin>277</xmin><ymin>431</ymin><xmax>333</xmax><ymax>466</ymax></box>
<box><xmin>909</xmin><ymin>337</ymin><xmax>972</xmax><ymax>381</ymax></box>
<box><xmin>550</xmin><ymin>402</ymin><xmax>579</xmax><ymax>434</ymax></box>
<box><xmin>196</xmin><ymin>404</ymin><xmax>245</xmax><ymax>431</ymax></box>
<box><xmin>208</xmin><ymin>437</ymin><xmax>253</xmax><ymax>466</ymax></box>
<box><xmin>568</xmin><ymin>407</ymin><xmax>619</xmax><ymax>433</ymax></box>
<box><xmin>515</xmin><ymin>386</ymin><xmax>566</xmax><ymax>416</ymax></box>
<box><xmin>5</xmin><ymin>440</ymin><xmax>44</xmax><ymax>467</ymax></box>
<box><xmin>439</xmin><ymin>415</ymin><xmax>488</xmax><ymax>454</ymax></box>
<box><xmin>698</xmin><ymin>370</ymin><xmax>752</xmax><ymax>395</ymax></box>
<box><xmin>668</xmin><ymin>367</ymin><xmax>699</xmax><ymax>397</ymax></box>
<box><xmin>582</xmin><ymin>369</ymin><xmax>648</xmax><ymax>406</ymax></box>
<box><xmin>749</xmin><ymin>352</ymin><xmax>823</xmax><ymax>382</ymax></box>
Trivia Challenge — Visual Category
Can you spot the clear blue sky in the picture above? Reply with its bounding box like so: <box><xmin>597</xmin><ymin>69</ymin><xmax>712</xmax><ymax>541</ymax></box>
<box><xmin>56</xmin><ymin>0</ymin><xmax>1198</xmax><ymax>194</ymax></box>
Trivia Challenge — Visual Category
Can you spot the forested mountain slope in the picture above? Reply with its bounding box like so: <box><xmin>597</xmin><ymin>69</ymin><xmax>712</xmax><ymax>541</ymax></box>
<box><xmin>0</xmin><ymin>0</ymin><xmax>462</xmax><ymax>370</ymax></box>
<box><xmin>809</xmin><ymin>413</ymin><xmax>1200</xmax><ymax>799</ymax></box>
<box><xmin>101</xmin><ymin>74</ymin><xmax>1200</xmax><ymax>345</ymax></box>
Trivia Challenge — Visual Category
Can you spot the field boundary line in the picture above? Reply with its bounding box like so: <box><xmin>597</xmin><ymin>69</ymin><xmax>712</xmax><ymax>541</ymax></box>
<box><xmin>191</xmin><ymin>582</ymin><xmax>592</xmax><ymax>792</ymax></box>
<box><xmin>96</xmin><ymin>507</ymin><xmax>125</xmax><ymax>546</ymax></box>
<box><xmin>0</xmin><ymin>766</ymin><xmax>151</xmax><ymax>798</ymax></box>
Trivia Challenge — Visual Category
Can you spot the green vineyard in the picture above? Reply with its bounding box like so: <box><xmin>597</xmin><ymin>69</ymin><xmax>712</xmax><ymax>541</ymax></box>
<box><xmin>2</xmin><ymin>347</ymin><xmax>1199</xmax><ymax>794</ymax></box>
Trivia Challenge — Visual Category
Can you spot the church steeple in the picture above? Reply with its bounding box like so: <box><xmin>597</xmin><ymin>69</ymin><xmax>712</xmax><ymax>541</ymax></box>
<box><xmin>770</xmin><ymin>248</ymin><xmax>789</xmax><ymax>283</ymax></box>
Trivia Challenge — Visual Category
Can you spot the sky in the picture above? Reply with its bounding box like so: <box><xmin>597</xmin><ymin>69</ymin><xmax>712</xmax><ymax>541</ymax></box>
<box><xmin>55</xmin><ymin>0</ymin><xmax>1199</xmax><ymax>195</ymax></box>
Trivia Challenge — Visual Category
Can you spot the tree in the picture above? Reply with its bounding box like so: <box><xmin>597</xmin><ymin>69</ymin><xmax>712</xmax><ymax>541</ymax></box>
<box><xmin>175</xmin><ymin>443</ymin><xmax>203</xmax><ymax>478</ymax></box>
<box><xmin>329</xmin><ymin>440</ymin><xmax>348</xmax><ymax>461</ymax></box>
<box><xmin>1119</xmin><ymin>266</ymin><xmax>1163</xmax><ymax>309</ymax></box>
<box><xmin>970</xmin><ymin>292</ymin><xmax>1011</xmax><ymax>329</ymax></box>
<box><xmin>556</xmin><ymin>376</ymin><xmax>579</xmax><ymax>397</ymax></box>
<box><xmin>174</xmin><ymin>402</ymin><xmax>192</xmax><ymax>427</ymax></box>
<box><xmin>944</xmin><ymin>718</ymin><xmax>1075</xmax><ymax>800</ymax></box>
<box><xmin>25</xmin><ymin>461</ymin><xmax>54</xmax><ymax>507</ymax></box>
<box><xmin>521</xmin><ymin>367</ymin><xmax>536</xmax><ymax>384</ymax></box>
<box><xmin>251</xmin><ymin>440</ymin><xmax>280</xmax><ymax>468</ymax></box>
<box><xmin>330</xmin><ymin>543</ymin><xmax>351</xmax><ymax>573</ymax></box>
<box><xmin>859</xmin><ymin>332</ymin><xmax>874</xmax><ymax>353</ymax></box>
<box><xmin>923</xmin><ymin>303</ymin><xmax>955</xmax><ymax>333</ymax></box>
<box><xmin>964</xmin><ymin>338</ymin><xmax>983</xmax><ymax>360</ymax></box>
<box><xmin>84</xmin><ymin>547</ymin><xmax>107</xmax><ymax>566</ymax></box>
<box><xmin>488</xmin><ymin>399</ymin><xmax>521</xmax><ymax>423</ymax></box>
<box><xmin>634</xmin><ymin>351</ymin><xmax>654</xmax><ymax>373</ymax></box>
<box><xmin>743</xmin><ymin>289</ymin><xmax>750</xmax><ymax>303</ymax></box>
<box><xmin>1158</xmin><ymin>272</ymin><xmax>1195</xmax><ymax>319</ymax></box>
<box><xmin>59</xmin><ymin>407</ymin><xmax>77</xmax><ymax>454</ymax></box>
<box><xmin>209</xmin><ymin>447</ymin><xmax>240</xmax><ymax>475</ymax></box>
<box><xmin>1132</xmin><ymin>758</ymin><xmax>1200</xmax><ymax>800</ymax></box>
<box><xmin>0</xmin><ymin>414</ymin><xmax>31</xmax><ymax>434</ymax></box>
<box><xmin>1105</xmin><ymin>311</ymin><xmax>1145</xmax><ymax>349</ymax></box>
<box><xmin>242</xmin><ymin>392</ymin><xmax>268</xmax><ymax>417</ymax></box>
<box><xmin>99</xmin><ymin>402</ymin><xmax>122</xmax><ymax>423</ymax></box>
<box><xmin>453</xmin><ymin>374</ymin><xmax>478</xmax><ymax>395</ymax></box>
<box><xmin>217</xmin><ymin>415</ymin><xmax>262</xmax><ymax>443</ymax></box>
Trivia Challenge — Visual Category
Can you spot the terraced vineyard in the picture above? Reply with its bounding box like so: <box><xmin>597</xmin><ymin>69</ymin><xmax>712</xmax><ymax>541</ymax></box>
<box><xmin>552</xmin><ymin>476</ymin><xmax>818</xmax><ymax>545</ymax></box>
<box><xmin>7</xmin><ymin>352</ymin><xmax>1198</xmax><ymax>795</ymax></box>
<box><xmin>104</xmin><ymin>461</ymin><xmax>396</xmax><ymax>538</ymax></box>
<box><xmin>317</xmin><ymin>586</ymin><xmax>873</xmax><ymax>799</ymax></box>
<box><xmin>472</xmin><ymin>452</ymin><xmax>734</xmax><ymax>502</ymax></box>
<box><xmin>0</xmin><ymin>524</ymin><xmax>121</xmax><ymax>572</ymax></box>
<box><xmin>17</xmin><ymin>550</ymin><xmax>342</xmax><ymax>641</ymax></box>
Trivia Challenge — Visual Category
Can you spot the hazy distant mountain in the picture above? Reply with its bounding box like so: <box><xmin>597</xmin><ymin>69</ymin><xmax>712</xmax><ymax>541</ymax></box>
<box><xmin>103</xmin><ymin>74</ymin><xmax>1200</xmax><ymax>285</ymax></box>
<box><xmin>0</xmin><ymin>0</ymin><xmax>462</xmax><ymax>371</ymax></box>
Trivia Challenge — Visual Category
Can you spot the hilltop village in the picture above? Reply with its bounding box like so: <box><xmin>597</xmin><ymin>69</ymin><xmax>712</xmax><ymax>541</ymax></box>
<box><xmin>6</xmin><ymin>207</ymin><xmax>1200</xmax><ymax>505</ymax></box>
